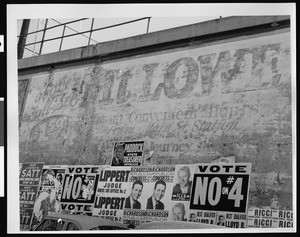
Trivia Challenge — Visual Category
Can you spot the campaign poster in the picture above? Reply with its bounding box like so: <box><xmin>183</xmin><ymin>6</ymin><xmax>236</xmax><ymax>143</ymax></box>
<box><xmin>169</xmin><ymin>201</ymin><xmax>190</xmax><ymax>222</ymax></box>
<box><xmin>19</xmin><ymin>162</ymin><xmax>44</xmax><ymax>186</ymax></box>
<box><xmin>20</xmin><ymin>185</ymin><xmax>39</xmax><ymax>209</ymax></box>
<box><xmin>93</xmin><ymin>166</ymin><xmax>131</xmax><ymax>222</ymax></box>
<box><xmin>19</xmin><ymin>163</ymin><xmax>23</xmax><ymax>175</ymax></box>
<box><xmin>215</xmin><ymin>211</ymin><xmax>247</xmax><ymax>228</ymax></box>
<box><xmin>171</xmin><ymin>165</ymin><xmax>195</xmax><ymax>201</ymax></box>
<box><xmin>190</xmin><ymin>163</ymin><xmax>251</xmax><ymax>213</ymax></box>
<box><xmin>247</xmin><ymin>208</ymin><xmax>293</xmax><ymax>228</ymax></box>
<box><xmin>60</xmin><ymin>165</ymin><xmax>102</xmax><ymax>215</ymax></box>
<box><xmin>111</xmin><ymin>141</ymin><xmax>144</xmax><ymax>166</ymax></box>
<box><xmin>211</xmin><ymin>156</ymin><xmax>236</xmax><ymax>164</ymax></box>
<box><xmin>19</xmin><ymin>162</ymin><xmax>44</xmax><ymax>230</ymax></box>
<box><xmin>123</xmin><ymin>165</ymin><xmax>175</xmax><ymax>228</ymax></box>
<box><xmin>30</xmin><ymin>165</ymin><xmax>66</xmax><ymax>229</ymax></box>
<box><xmin>187</xmin><ymin>210</ymin><xmax>217</xmax><ymax>225</ymax></box>
<box><xmin>20</xmin><ymin>208</ymin><xmax>34</xmax><ymax>230</ymax></box>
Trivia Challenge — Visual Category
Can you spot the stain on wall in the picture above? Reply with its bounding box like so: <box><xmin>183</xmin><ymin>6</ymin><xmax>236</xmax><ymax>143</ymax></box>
<box><xmin>19</xmin><ymin>31</ymin><xmax>292</xmax><ymax>210</ymax></box>
<box><xmin>18</xmin><ymin>79</ymin><xmax>30</xmax><ymax>120</ymax></box>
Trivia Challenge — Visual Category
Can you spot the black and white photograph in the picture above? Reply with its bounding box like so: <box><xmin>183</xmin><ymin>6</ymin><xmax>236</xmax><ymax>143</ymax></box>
<box><xmin>4</xmin><ymin>2</ymin><xmax>296</xmax><ymax>234</ymax></box>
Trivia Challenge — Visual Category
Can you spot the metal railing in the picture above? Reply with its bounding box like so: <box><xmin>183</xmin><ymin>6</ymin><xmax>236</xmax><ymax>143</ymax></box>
<box><xmin>18</xmin><ymin>17</ymin><xmax>152</xmax><ymax>59</ymax></box>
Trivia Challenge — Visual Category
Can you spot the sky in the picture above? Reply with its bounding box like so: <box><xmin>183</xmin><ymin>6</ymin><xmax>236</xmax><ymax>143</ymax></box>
<box><xmin>14</xmin><ymin>3</ymin><xmax>295</xmax><ymax>58</ymax></box>
<box><xmin>17</xmin><ymin>16</ymin><xmax>221</xmax><ymax>58</ymax></box>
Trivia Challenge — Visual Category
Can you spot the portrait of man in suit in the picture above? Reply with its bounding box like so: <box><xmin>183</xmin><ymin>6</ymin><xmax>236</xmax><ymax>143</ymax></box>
<box><xmin>189</xmin><ymin>212</ymin><xmax>196</xmax><ymax>222</ymax></box>
<box><xmin>172</xmin><ymin>202</ymin><xmax>187</xmax><ymax>221</ymax></box>
<box><xmin>172</xmin><ymin>166</ymin><xmax>192</xmax><ymax>199</ymax></box>
<box><xmin>111</xmin><ymin>145</ymin><xmax>125</xmax><ymax>166</ymax></box>
<box><xmin>217</xmin><ymin>215</ymin><xmax>225</xmax><ymax>226</ymax></box>
<box><xmin>146</xmin><ymin>179</ymin><xmax>166</xmax><ymax>210</ymax></box>
<box><xmin>125</xmin><ymin>180</ymin><xmax>143</xmax><ymax>209</ymax></box>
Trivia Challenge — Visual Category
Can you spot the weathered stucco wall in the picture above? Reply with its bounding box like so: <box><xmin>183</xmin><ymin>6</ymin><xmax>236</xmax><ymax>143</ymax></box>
<box><xmin>18</xmin><ymin>28</ymin><xmax>292</xmax><ymax>210</ymax></box>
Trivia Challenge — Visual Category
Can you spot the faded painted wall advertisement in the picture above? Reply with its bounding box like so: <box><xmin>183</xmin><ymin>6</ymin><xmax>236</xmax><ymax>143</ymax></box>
<box><xmin>111</xmin><ymin>141</ymin><xmax>144</xmax><ymax>166</ymax></box>
<box><xmin>190</xmin><ymin>163</ymin><xmax>251</xmax><ymax>213</ymax></box>
<box><xmin>30</xmin><ymin>165</ymin><xmax>66</xmax><ymax>229</ymax></box>
<box><xmin>60</xmin><ymin>165</ymin><xmax>101</xmax><ymax>215</ymax></box>
<box><xmin>123</xmin><ymin>165</ymin><xmax>175</xmax><ymax>228</ymax></box>
<box><xmin>93</xmin><ymin>166</ymin><xmax>131</xmax><ymax>222</ymax></box>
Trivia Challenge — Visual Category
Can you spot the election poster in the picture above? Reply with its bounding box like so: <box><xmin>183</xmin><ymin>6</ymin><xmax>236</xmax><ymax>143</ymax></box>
<box><xmin>190</xmin><ymin>163</ymin><xmax>251</xmax><ymax>213</ymax></box>
<box><xmin>20</xmin><ymin>185</ymin><xmax>39</xmax><ymax>230</ymax></box>
<box><xmin>19</xmin><ymin>162</ymin><xmax>44</xmax><ymax>186</ymax></box>
<box><xmin>20</xmin><ymin>208</ymin><xmax>34</xmax><ymax>230</ymax></box>
<box><xmin>212</xmin><ymin>156</ymin><xmax>236</xmax><ymax>164</ymax></box>
<box><xmin>247</xmin><ymin>208</ymin><xmax>293</xmax><ymax>228</ymax></box>
<box><xmin>187</xmin><ymin>210</ymin><xmax>217</xmax><ymax>225</ymax></box>
<box><xmin>19</xmin><ymin>162</ymin><xmax>44</xmax><ymax>230</ymax></box>
<box><xmin>30</xmin><ymin>165</ymin><xmax>66</xmax><ymax>229</ymax></box>
<box><xmin>111</xmin><ymin>141</ymin><xmax>144</xmax><ymax>166</ymax></box>
<box><xmin>171</xmin><ymin>165</ymin><xmax>195</xmax><ymax>201</ymax></box>
<box><xmin>169</xmin><ymin>201</ymin><xmax>189</xmax><ymax>222</ymax></box>
<box><xmin>20</xmin><ymin>185</ymin><xmax>39</xmax><ymax>210</ymax></box>
<box><xmin>215</xmin><ymin>211</ymin><xmax>247</xmax><ymax>228</ymax></box>
<box><xmin>60</xmin><ymin>165</ymin><xmax>103</xmax><ymax>215</ymax></box>
<box><xmin>93</xmin><ymin>166</ymin><xmax>131</xmax><ymax>222</ymax></box>
<box><xmin>19</xmin><ymin>163</ymin><xmax>23</xmax><ymax>175</ymax></box>
<box><xmin>123</xmin><ymin>165</ymin><xmax>175</xmax><ymax>228</ymax></box>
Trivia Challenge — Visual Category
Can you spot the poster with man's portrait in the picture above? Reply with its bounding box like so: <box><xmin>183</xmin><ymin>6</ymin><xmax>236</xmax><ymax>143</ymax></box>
<box><xmin>171</xmin><ymin>165</ymin><xmax>195</xmax><ymax>201</ymax></box>
<box><xmin>111</xmin><ymin>141</ymin><xmax>144</xmax><ymax>166</ymax></box>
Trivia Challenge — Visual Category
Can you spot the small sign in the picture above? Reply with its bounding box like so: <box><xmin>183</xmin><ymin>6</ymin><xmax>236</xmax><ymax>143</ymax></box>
<box><xmin>111</xmin><ymin>141</ymin><xmax>144</xmax><ymax>166</ymax></box>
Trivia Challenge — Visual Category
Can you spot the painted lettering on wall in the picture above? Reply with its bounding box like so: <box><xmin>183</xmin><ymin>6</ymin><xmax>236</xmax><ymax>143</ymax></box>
<box><xmin>94</xmin><ymin>43</ymin><xmax>284</xmax><ymax>106</ymax></box>
<box><xmin>29</xmin><ymin>115</ymin><xmax>69</xmax><ymax>144</ymax></box>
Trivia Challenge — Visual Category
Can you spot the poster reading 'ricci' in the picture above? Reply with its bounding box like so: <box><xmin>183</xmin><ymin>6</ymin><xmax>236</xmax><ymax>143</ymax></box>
<box><xmin>247</xmin><ymin>208</ymin><xmax>293</xmax><ymax>228</ymax></box>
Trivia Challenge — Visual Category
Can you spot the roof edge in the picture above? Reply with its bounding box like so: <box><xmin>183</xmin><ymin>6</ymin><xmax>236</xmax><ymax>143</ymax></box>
<box><xmin>18</xmin><ymin>16</ymin><xmax>290</xmax><ymax>70</ymax></box>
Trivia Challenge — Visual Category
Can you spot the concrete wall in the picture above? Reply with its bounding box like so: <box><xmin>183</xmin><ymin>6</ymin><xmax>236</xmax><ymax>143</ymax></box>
<box><xmin>18</xmin><ymin>17</ymin><xmax>292</xmax><ymax>210</ymax></box>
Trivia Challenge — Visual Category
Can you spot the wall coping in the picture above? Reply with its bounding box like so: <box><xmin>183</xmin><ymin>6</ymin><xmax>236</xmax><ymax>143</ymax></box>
<box><xmin>18</xmin><ymin>16</ymin><xmax>290</xmax><ymax>70</ymax></box>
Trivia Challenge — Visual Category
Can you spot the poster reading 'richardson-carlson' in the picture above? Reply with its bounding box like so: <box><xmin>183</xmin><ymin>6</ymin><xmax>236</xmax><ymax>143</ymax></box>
<box><xmin>19</xmin><ymin>162</ymin><xmax>44</xmax><ymax>230</ymax></box>
<box><xmin>60</xmin><ymin>165</ymin><xmax>104</xmax><ymax>215</ymax></box>
<box><xmin>93</xmin><ymin>166</ymin><xmax>131</xmax><ymax>222</ymax></box>
<box><xmin>123</xmin><ymin>165</ymin><xmax>175</xmax><ymax>228</ymax></box>
<box><xmin>190</xmin><ymin>163</ymin><xmax>251</xmax><ymax>213</ymax></box>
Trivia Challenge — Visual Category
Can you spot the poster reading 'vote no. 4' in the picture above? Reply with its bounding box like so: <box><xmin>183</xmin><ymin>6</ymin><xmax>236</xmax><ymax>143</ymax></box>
<box><xmin>190</xmin><ymin>163</ymin><xmax>251</xmax><ymax>213</ymax></box>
